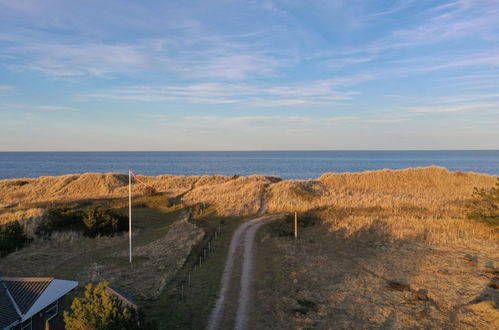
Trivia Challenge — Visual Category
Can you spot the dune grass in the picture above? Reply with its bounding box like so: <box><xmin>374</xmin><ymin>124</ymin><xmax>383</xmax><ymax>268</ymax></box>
<box><xmin>1</xmin><ymin>167</ymin><xmax>497</xmax><ymax>328</ymax></box>
<box><xmin>0</xmin><ymin>203</ymin><xmax>201</xmax><ymax>301</ymax></box>
<box><xmin>266</xmin><ymin>167</ymin><xmax>496</xmax><ymax>217</ymax></box>
<box><xmin>252</xmin><ymin>213</ymin><xmax>498</xmax><ymax>329</ymax></box>
<box><xmin>144</xmin><ymin>212</ymin><xmax>244</xmax><ymax>329</ymax></box>
<box><xmin>1</xmin><ymin>166</ymin><xmax>495</xmax><ymax>219</ymax></box>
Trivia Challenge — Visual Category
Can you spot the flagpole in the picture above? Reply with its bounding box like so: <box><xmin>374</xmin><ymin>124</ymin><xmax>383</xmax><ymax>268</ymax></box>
<box><xmin>129</xmin><ymin>169</ymin><xmax>132</xmax><ymax>264</ymax></box>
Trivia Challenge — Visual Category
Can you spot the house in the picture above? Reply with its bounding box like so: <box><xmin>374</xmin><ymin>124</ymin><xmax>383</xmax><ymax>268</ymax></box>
<box><xmin>0</xmin><ymin>277</ymin><xmax>78</xmax><ymax>330</ymax></box>
<box><xmin>106</xmin><ymin>286</ymin><xmax>138</xmax><ymax>310</ymax></box>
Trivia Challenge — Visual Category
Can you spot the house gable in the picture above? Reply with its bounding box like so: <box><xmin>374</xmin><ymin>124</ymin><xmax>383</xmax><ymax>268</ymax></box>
<box><xmin>0</xmin><ymin>277</ymin><xmax>78</xmax><ymax>329</ymax></box>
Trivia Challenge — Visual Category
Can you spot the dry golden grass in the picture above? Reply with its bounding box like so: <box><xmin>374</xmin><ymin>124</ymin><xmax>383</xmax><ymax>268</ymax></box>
<box><xmin>80</xmin><ymin>218</ymin><xmax>204</xmax><ymax>300</ymax></box>
<box><xmin>0</xmin><ymin>173</ymin><xmax>128</xmax><ymax>206</ymax></box>
<box><xmin>266</xmin><ymin>166</ymin><xmax>497</xmax><ymax>217</ymax></box>
<box><xmin>0</xmin><ymin>210</ymin><xmax>204</xmax><ymax>301</ymax></box>
<box><xmin>1</xmin><ymin>167</ymin><xmax>495</xmax><ymax>218</ymax></box>
<box><xmin>1</xmin><ymin>167</ymin><xmax>497</xmax><ymax>328</ymax></box>
<box><xmin>0</xmin><ymin>208</ymin><xmax>44</xmax><ymax>226</ymax></box>
<box><xmin>0</xmin><ymin>173</ymin><xmax>243</xmax><ymax>207</ymax></box>
<box><xmin>253</xmin><ymin>214</ymin><xmax>499</xmax><ymax>330</ymax></box>
<box><xmin>324</xmin><ymin>215</ymin><xmax>498</xmax><ymax>248</ymax></box>
<box><xmin>183</xmin><ymin>175</ymin><xmax>273</xmax><ymax>216</ymax></box>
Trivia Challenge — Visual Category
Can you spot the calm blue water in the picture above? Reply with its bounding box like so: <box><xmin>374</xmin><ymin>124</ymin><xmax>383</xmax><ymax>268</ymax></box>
<box><xmin>0</xmin><ymin>151</ymin><xmax>498</xmax><ymax>180</ymax></box>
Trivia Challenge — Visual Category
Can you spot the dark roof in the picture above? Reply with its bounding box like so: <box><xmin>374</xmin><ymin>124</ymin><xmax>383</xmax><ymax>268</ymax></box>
<box><xmin>2</xmin><ymin>278</ymin><xmax>53</xmax><ymax>314</ymax></box>
<box><xmin>0</xmin><ymin>283</ymin><xmax>20</xmax><ymax>330</ymax></box>
<box><xmin>107</xmin><ymin>286</ymin><xmax>138</xmax><ymax>309</ymax></box>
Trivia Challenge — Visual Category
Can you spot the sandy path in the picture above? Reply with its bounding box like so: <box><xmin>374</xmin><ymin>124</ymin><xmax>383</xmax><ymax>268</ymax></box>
<box><xmin>207</xmin><ymin>214</ymin><xmax>284</xmax><ymax>330</ymax></box>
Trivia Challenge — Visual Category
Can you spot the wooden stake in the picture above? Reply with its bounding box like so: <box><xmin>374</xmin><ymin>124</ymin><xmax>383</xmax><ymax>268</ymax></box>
<box><xmin>294</xmin><ymin>212</ymin><xmax>298</xmax><ymax>240</ymax></box>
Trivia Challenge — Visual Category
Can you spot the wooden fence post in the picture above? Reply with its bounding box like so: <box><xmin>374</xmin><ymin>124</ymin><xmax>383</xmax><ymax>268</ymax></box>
<box><xmin>294</xmin><ymin>212</ymin><xmax>298</xmax><ymax>240</ymax></box>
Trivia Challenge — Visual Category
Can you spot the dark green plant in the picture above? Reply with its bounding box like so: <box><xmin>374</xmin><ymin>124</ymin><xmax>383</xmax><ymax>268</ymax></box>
<box><xmin>0</xmin><ymin>221</ymin><xmax>30</xmax><ymax>256</ymax></box>
<box><xmin>64</xmin><ymin>282</ymin><xmax>156</xmax><ymax>330</ymax></box>
<box><xmin>36</xmin><ymin>208</ymin><xmax>85</xmax><ymax>237</ymax></box>
<box><xmin>143</xmin><ymin>186</ymin><xmax>158</xmax><ymax>197</ymax></box>
<box><xmin>467</xmin><ymin>178</ymin><xmax>499</xmax><ymax>226</ymax></box>
<box><xmin>83</xmin><ymin>206</ymin><xmax>128</xmax><ymax>237</ymax></box>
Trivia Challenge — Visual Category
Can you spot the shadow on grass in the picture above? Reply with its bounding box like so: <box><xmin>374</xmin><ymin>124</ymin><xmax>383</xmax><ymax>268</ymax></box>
<box><xmin>143</xmin><ymin>208</ymin><xmax>248</xmax><ymax>330</ymax></box>
<box><xmin>251</xmin><ymin>208</ymin><xmax>437</xmax><ymax>329</ymax></box>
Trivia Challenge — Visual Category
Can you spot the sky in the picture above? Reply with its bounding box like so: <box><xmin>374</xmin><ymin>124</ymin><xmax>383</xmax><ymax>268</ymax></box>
<box><xmin>0</xmin><ymin>0</ymin><xmax>498</xmax><ymax>151</ymax></box>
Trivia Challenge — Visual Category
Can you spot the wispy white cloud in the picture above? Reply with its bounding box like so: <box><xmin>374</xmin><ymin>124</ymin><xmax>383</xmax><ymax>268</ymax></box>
<box><xmin>1</xmin><ymin>104</ymin><xmax>76</xmax><ymax>112</ymax></box>
<box><xmin>145</xmin><ymin>114</ymin><xmax>408</xmax><ymax>133</ymax></box>
<box><xmin>83</xmin><ymin>75</ymin><xmax>370</xmax><ymax>106</ymax></box>
<box><xmin>0</xmin><ymin>85</ymin><xmax>14</xmax><ymax>92</ymax></box>
<box><xmin>375</xmin><ymin>0</ymin><xmax>499</xmax><ymax>51</ymax></box>
<box><xmin>432</xmin><ymin>94</ymin><xmax>499</xmax><ymax>104</ymax></box>
<box><xmin>3</xmin><ymin>36</ymin><xmax>284</xmax><ymax>80</ymax></box>
<box><xmin>403</xmin><ymin>103</ymin><xmax>498</xmax><ymax>114</ymax></box>
<box><xmin>369</xmin><ymin>0</ymin><xmax>417</xmax><ymax>18</ymax></box>
<box><xmin>317</xmin><ymin>0</ymin><xmax>499</xmax><ymax>63</ymax></box>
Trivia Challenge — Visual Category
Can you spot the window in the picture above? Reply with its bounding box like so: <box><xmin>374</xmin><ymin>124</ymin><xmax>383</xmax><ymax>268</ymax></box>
<box><xmin>45</xmin><ymin>301</ymin><xmax>58</xmax><ymax>321</ymax></box>
<box><xmin>21</xmin><ymin>318</ymin><xmax>32</xmax><ymax>330</ymax></box>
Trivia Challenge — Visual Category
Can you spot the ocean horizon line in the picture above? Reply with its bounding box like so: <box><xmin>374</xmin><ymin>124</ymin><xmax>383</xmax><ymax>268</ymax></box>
<box><xmin>1</xmin><ymin>149</ymin><xmax>499</xmax><ymax>153</ymax></box>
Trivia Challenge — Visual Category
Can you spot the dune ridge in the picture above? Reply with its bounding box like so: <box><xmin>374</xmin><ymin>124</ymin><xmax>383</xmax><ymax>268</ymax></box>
<box><xmin>0</xmin><ymin>166</ymin><xmax>496</xmax><ymax>219</ymax></box>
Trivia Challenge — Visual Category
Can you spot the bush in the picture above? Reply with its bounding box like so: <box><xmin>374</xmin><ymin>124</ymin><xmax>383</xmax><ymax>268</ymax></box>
<box><xmin>268</xmin><ymin>211</ymin><xmax>319</xmax><ymax>237</ymax></box>
<box><xmin>0</xmin><ymin>221</ymin><xmax>30</xmax><ymax>257</ymax></box>
<box><xmin>143</xmin><ymin>186</ymin><xmax>158</xmax><ymax>197</ymax></box>
<box><xmin>64</xmin><ymin>282</ymin><xmax>156</xmax><ymax>330</ymax></box>
<box><xmin>38</xmin><ymin>207</ymin><xmax>128</xmax><ymax>238</ymax></box>
<box><xmin>36</xmin><ymin>208</ymin><xmax>85</xmax><ymax>238</ymax></box>
<box><xmin>467</xmin><ymin>178</ymin><xmax>499</xmax><ymax>226</ymax></box>
<box><xmin>83</xmin><ymin>206</ymin><xmax>128</xmax><ymax>237</ymax></box>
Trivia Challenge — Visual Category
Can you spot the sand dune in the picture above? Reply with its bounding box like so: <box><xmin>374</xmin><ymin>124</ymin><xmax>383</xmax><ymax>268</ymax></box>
<box><xmin>0</xmin><ymin>166</ymin><xmax>496</xmax><ymax>219</ymax></box>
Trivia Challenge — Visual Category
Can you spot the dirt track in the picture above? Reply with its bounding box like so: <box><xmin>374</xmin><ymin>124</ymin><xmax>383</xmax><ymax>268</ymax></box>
<box><xmin>207</xmin><ymin>214</ymin><xmax>284</xmax><ymax>330</ymax></box>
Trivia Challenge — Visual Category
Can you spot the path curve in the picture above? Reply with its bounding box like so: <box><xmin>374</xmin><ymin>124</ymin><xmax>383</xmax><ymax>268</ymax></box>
<box><xmin>207</xmin><ymin>214</ymin><xmax>284</xmax><ymax>330</ymax></box>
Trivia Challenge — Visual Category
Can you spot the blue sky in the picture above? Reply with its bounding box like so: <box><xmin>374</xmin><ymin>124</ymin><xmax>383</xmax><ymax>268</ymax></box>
<box><xmin>0</xmin><ymin>0</ymin><xmax>498</xmax><ymax>151</ymax></box>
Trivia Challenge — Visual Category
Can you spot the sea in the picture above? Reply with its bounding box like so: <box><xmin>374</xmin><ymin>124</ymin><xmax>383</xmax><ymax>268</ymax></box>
<box><xmin>0</xmin><ymin>150</ymin><xmax>498</xmax><ymax>180</ymax></box>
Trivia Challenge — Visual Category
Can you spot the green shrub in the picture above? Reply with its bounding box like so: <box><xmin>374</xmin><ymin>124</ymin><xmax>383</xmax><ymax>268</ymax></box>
<box><xmin>467</xmin><ymin>178</ymin><xmax>499</xmax><ymax>226</ymax></box>
<box><xmin>36</xmin><ymin>208</ymin><xmax>85</xmax><ymax>238</ymax></box>
<box><xmin>83</xmin><ymin>206</ymin><xmax>128</xmax><ymax>237</ymax></box>
<box><xmin>0</xmin><ymin>221</ymin><xmax>30</xmax><ymax>257</ymax></box>
<box><xmin>39</xmin><ymin>207</ymin><xmax>128</xmax><ymax>238</ymax></box>
<box><xmin>64</xmin><ymin>282</ymin><xmax>156</xmax><ymax>330</ymax></box>
<box><xmin>143</xmin><ymin>186</ymin><xmax>158</xmax><ymax>197</ymax></box>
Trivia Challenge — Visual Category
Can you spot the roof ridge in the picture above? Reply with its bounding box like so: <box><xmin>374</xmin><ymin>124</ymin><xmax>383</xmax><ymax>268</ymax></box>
<box><xmin>107</xmin><ymin>286</ymin><xmax>138</xmax><ymax>308</ymax></box>
<box><xmin>1</xmin><ymin>277</ymin><xmax>54</xmax><ymax>282</ymax></box>
<box><xmin>2</xmin><ymin>281</ymin><xmax>22</xmax><ymax>318</ymax></box>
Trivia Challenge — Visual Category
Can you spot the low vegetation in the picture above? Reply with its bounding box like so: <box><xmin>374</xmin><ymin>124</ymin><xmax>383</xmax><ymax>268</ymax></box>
<box><xmin>253</xmin><ymin>212</ymin><xmax>498</xmax><ymax>329</ymax></box>
<box><xmin>82</xmin><ymin>206</ymin><xmax>128</xmax><ymax>237</ymax></box>
<box><xmin>0</xmin><ymin>221</ymin><xmax>29</xmax><ymax>256</ymax></box>
<box><xmin>0</xmin><ymin>206</ymin><xmax>128</xmax><ymax>256</ymax></box>
<box><xmin>266</xmin><ymin>167</ymin><xmax>496</xmax><ymax>217</ymax></box>
<box><xmin>467</xmin><ymin>178</ymin><xmax>499</xmax><ymax>227</ymax></box>
<box><xmin>64</xmin><ymin>281</ymin><xmax>156</xmax><ymax>330</ymax></box>
<box><xmin>0</xmin><ymin>167</ymin><xmax>497</xmax><ymax>328</ymax></box>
